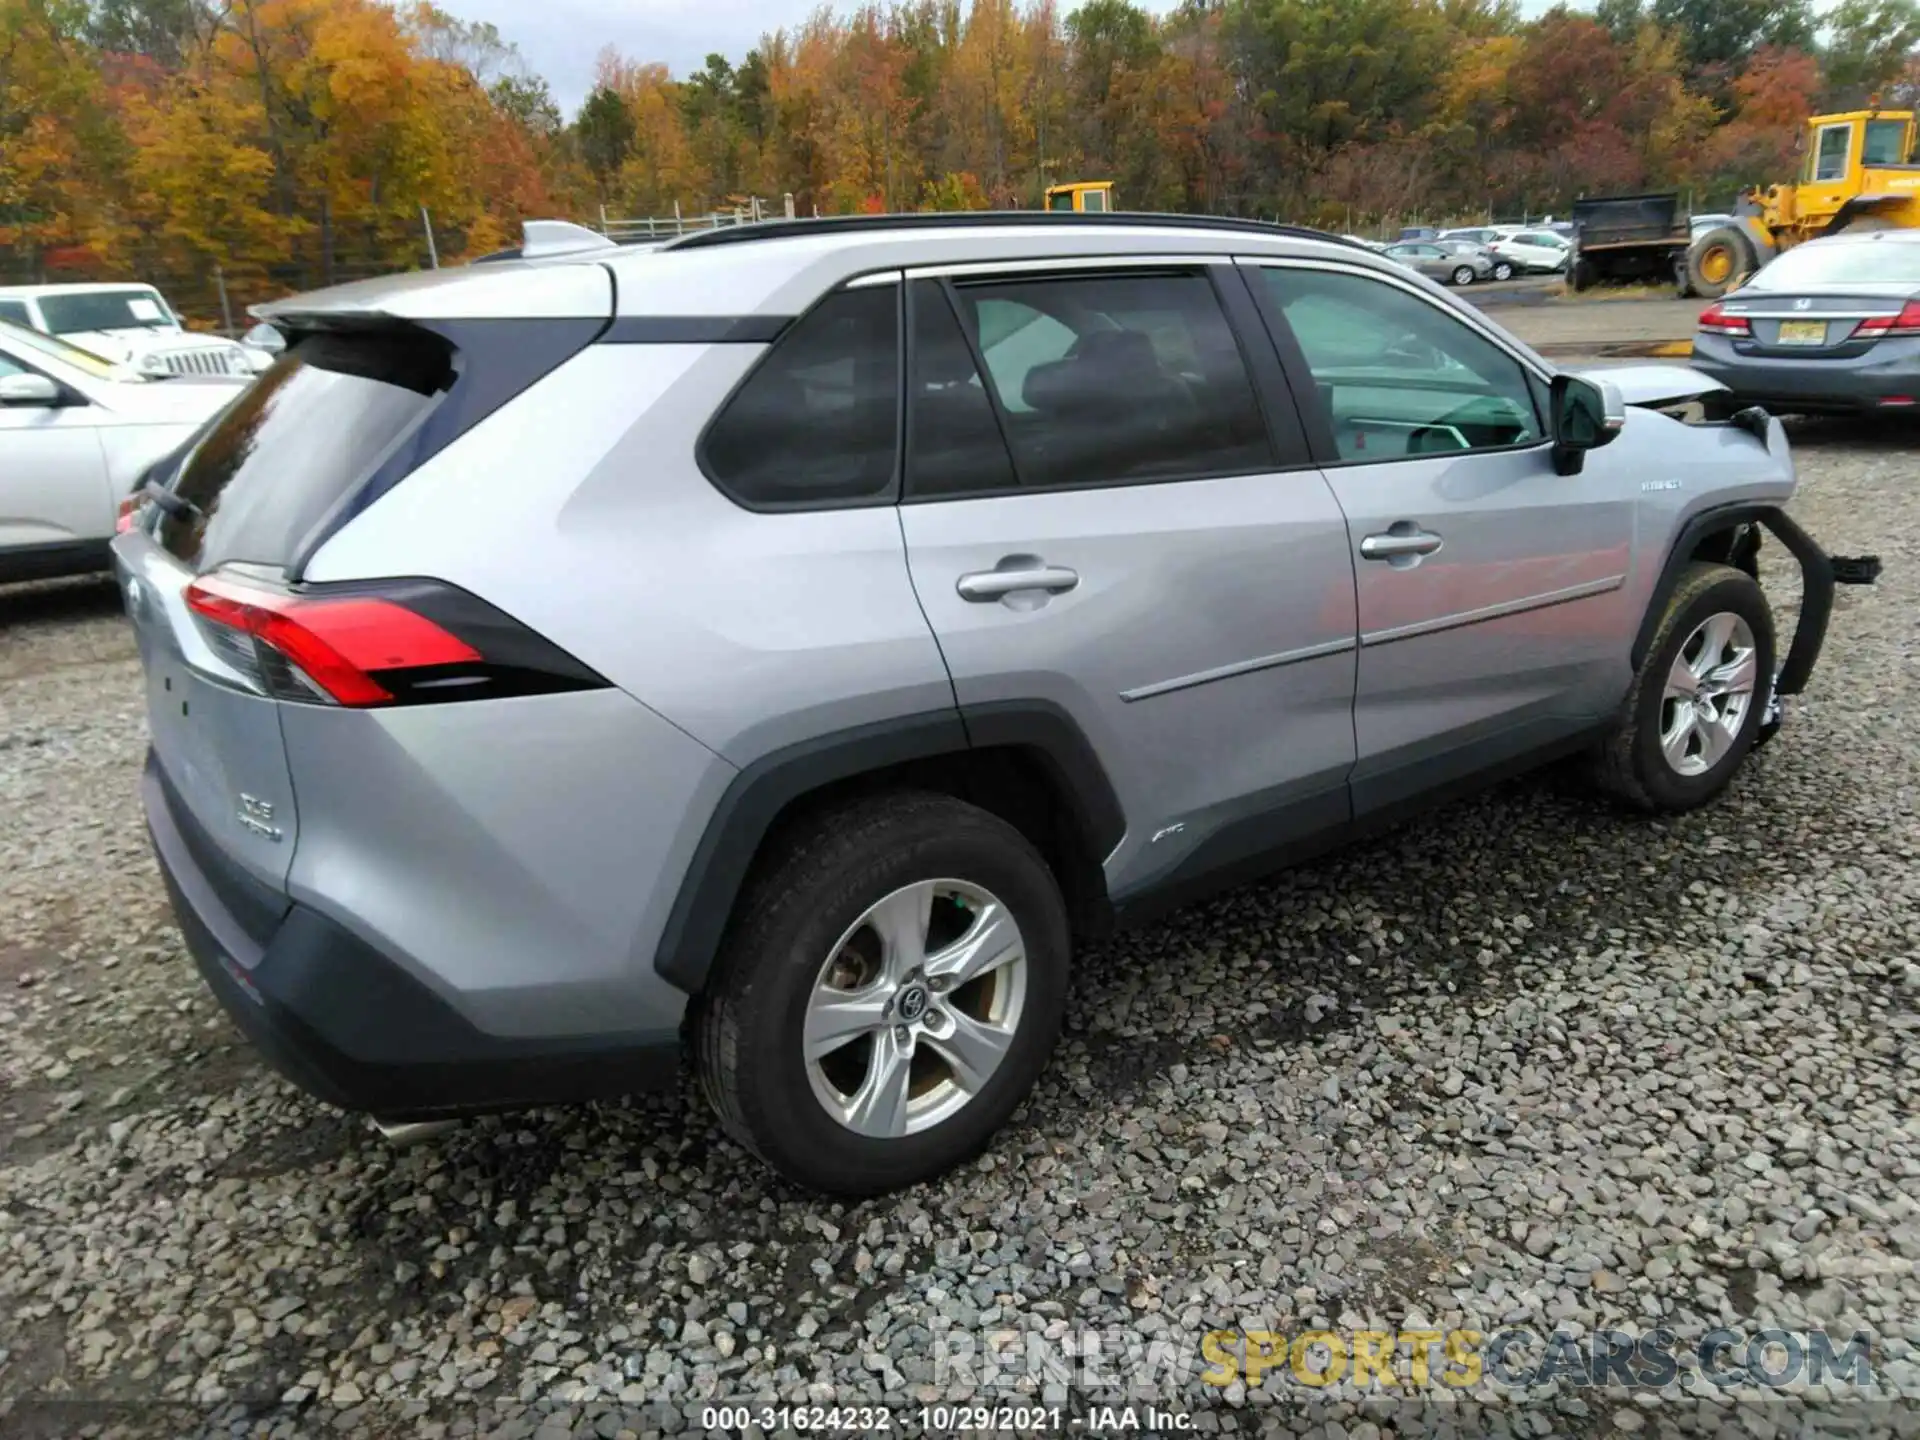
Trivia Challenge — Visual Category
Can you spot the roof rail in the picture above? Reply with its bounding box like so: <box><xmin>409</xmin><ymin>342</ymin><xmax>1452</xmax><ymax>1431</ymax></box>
<box><xmin>662</xmin><ymin>210</ymin><xmax>1363</xmax><ymax>253</ymax></box>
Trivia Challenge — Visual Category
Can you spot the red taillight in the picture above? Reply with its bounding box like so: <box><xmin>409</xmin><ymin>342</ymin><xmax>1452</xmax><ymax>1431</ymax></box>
<box><xmin>1852</xmin><ymin>301</ymin><xmax>1920</xmax><ymax>340</ymax></box>
<box><xmin>185</xmin><ymin>573</ymin><xmax>480</xmax><ymax>707</ymax></box>
<box><xmin>116</xmin><ymin>496</ymin><xmax>142</xmax><ymax>533</ymax></box>
<box><xmin>1698</xmin><ymin>303</ymin><xmax>1750</xmax><ymax>337</ymax></box>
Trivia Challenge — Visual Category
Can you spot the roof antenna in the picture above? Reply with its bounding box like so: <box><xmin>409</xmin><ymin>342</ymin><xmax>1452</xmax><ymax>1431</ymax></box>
<box><xmin>521</xmin><ymin>220</ymin><xmax>618</xmax><ymax>260</ymax></box>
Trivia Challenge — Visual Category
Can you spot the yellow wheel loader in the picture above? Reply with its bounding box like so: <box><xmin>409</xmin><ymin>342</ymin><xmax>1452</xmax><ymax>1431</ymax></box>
<box><xmin>1044</xmin><ymin>181</ymin><xmax>1116</xmax><ymax>213</ymax></box>
<box><xmin>1686</xmin><ymin>108</ymin><xmax>1920</xmax><ymax>298</ymax></box>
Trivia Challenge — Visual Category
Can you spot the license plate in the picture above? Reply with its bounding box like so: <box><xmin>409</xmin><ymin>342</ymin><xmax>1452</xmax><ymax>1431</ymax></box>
<box><xmin>1778</xmin><ymin>320</ymin><xmax>1827</xmax><ymax>346</ymax></box>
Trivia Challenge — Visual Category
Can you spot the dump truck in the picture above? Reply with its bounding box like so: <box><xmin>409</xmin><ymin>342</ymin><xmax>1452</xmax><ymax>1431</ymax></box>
<box><xmin>1567</xmin><ymin>192</ymin><xmax>1690</xmax><ymax>291</ymax></box>
<box><xmin>1686</xmin><ymin>107</ymin><xmax>1920</xmax><ymax>297</ymax></box>
<box><xmin>1044</xmin><ymin>181</ymin><xmax>1115</xmax><ymax>213</ymax></box>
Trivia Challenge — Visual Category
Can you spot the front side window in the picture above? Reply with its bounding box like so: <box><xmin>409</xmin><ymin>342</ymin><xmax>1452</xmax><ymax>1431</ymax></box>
<box><xmin>1260</xmin><ymin>266</ymin><xmax>1543</xmax><ymax>463</ymax></box>
<box><xmin>936</xmin><ymin>269</ymin><xmax>1272</xmax><ymax>493</ymax></box>
<box><xmin>1082</xmin><ymin>189</ymin><xmax>1107</xmax><ymax>212</ymax></box>
<box><xmin>1864</xmin><ymin>119</ymin><xmax>1907</xmax><ymax>166</ymax></box>
<box><xmin>1812</xmin><ymin>124</ymin><xmax>1852</xmax><ymax>183</ymax></box>
<box><xmin>701</xmin><ymin>286</ymin><xmax>901</xmax><ymax>508</ymax></box>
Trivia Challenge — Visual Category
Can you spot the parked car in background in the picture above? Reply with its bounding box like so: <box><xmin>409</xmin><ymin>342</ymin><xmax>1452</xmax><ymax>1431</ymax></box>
<box><xmin>240</xmin><ymin>320</ymin><xmax>286</xmax><ymax>366</ymax></box>
<box><xmin>1493</xmin><ymin>230</ymin><xmax>1573</xmax><ymax>274</ymax></box>
<box><xmin>0</xmin><ymin>283</ymin><xmax>266</xmax><ymax>379</ymax></box>
<box><xmin>112</xmin><ymin>210</ymin><xmax>1871</xmax><ymax>1197</ymax></box>
<box><xmin>1441</xmin><ymin>226</ymin><xmax>1521</xmax><ymax>248</ymax></box>
<box><xmin>1382</xmin><ymin>240</ymin><xmax>1493</xmax><ymax>285</ymax></box>
<box><xmin>1690</xmin><ymin>229</ymin><xmax>1920</xmax><ymax>414</ymax></box>
<box><xmin>0</xmin><ymin>319</ymin><xmax>246</xmax><ymax>584</ymax></box>
<box><xmin>1437</xmin><ymin>238</ymin><xmax>1515</xmax><ymax>282</ymax></box>
<box><xmin>1341</xmin><ymin>234</ymin><xmax>1385</xmax><ymax>251</ymax></box>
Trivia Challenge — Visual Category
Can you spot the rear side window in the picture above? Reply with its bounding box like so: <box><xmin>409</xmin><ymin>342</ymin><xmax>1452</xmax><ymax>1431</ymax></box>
<box><xmin>0</xmin><ymin>300</ymin><xmax>29</xmax><ymax>326</ymax></box>
<box><xmin>158</xmin><ymin>330</ymin><xmax>452</xmax><ymax>571</ymax></box>
<box><xmin>941</xmin><ymin>270</ymin><xmax>1272</xmax><ymax>492</ymax></box>
<box><xmin>906</xmin><ymin>281</ymin><xmax>1017</xmax><ymax>497</ymax></box>
<box><xmin>701</xmin><ymin>286</ymin><xmax>900</xmax><ymax>508</ymax></box>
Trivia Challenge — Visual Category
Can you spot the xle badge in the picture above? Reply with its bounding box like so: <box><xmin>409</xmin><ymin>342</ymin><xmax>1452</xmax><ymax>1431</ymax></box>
<box><xmin>237</xmin><ymin>794</ymin><xmax>283</xmax><ymax>842</ymax></box>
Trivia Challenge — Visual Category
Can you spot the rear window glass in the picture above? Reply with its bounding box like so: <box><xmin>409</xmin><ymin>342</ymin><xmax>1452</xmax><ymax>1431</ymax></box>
<box><xmin>157</xmin><ymin>330</ymin><xmax>453</xmax><ymax>570</ymax></box>
<box><xmin>1747</xmin><ymin>240</ymin><xmax>1920</xmax><ymax>290</ymax></box>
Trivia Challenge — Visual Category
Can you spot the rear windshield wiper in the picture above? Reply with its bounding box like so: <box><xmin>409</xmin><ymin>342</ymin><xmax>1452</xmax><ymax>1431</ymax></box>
<box><xmin>140</xmin><ymin>482</ymin><xmax>199</xmax><ymax>522</ymax></box>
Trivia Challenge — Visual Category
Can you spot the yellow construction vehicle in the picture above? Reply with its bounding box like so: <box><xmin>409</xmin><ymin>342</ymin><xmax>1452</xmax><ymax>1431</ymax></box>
<box><xmin>1687</xmin><ymin>107</ymin><xmax>1920</xmax><ymax>297</ymax></box>
<box><xmin>1044</xmin><ymin>181</ymin><xmax>1116</xmax><ymax>213</ymax></box>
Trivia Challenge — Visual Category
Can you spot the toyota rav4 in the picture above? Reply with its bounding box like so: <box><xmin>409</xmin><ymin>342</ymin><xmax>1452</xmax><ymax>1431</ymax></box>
<box><xmin>113</xmin><ymin>213</ymin><xmax>1872</xmax><ymax>1196</ymax></box>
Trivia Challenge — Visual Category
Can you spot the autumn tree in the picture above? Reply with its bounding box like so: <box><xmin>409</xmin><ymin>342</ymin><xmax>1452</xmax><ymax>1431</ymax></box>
<box><xmin>1824</xmin><ymin>0</ymin><xmax>1920</xmax><ymax>107</ymax></box>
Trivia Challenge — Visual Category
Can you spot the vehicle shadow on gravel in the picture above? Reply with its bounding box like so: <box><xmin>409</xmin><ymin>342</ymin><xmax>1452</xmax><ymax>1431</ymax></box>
<box><xmin>0</xmin><ymin>575</ymin><xmax>120</xmax><ymax>628</ymax></box>
<box><xmin>318</xmin><ymin>744</ymin><xmax>1851</xmax><ymax>1300</ymax></box>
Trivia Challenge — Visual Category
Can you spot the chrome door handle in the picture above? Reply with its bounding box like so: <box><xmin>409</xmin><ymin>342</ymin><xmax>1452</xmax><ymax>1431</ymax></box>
<box><xmin>1359</xmin><ymin>529</ymin><xmax>1443</xmax><ymax>561</ymax></box>
<box><xmin>956</xmin><ymin>564</ymin><xmax>1080</xmax><ymax>601</ymax></box>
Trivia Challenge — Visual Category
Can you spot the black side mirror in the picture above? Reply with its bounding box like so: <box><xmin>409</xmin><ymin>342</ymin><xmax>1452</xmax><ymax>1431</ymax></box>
<box><xmin>1550</xmin><ymin>373</ymin><xmax>1623</xmax><ymax>475</ymax></box>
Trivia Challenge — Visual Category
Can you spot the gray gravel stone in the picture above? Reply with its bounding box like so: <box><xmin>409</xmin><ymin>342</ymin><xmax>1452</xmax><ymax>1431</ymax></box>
<box><xmin>0</xmin><ymin>433</ymin><xmax>1913</xmax><ymax>1437</ymax></box>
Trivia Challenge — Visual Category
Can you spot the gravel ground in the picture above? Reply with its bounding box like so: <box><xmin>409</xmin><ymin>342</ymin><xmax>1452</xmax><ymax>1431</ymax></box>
<box><xmin>2</xmin><ymin>424</ymin><xmax>1918</xmax><ymax>1440</ymax></box>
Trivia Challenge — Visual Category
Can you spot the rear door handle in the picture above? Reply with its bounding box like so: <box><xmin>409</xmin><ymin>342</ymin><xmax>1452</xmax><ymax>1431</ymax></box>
<box><xmin>956</xmin><ymin>564</ymin><xmax>1080</xmax><ymax>601</ymax></box>
<box><xmin>1359</xmin><ymin>528</ymin><xmax>1444</xmax><ymax>561</ymax></box>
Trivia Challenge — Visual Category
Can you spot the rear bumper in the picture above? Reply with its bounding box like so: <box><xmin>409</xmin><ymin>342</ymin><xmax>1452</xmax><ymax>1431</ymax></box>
<box><xmin>1691</xmin><ymin>339</ymin><xmax>1920</xmax><ymax>413</ymax></box>
<box><xmin>144</xmin><ymin>752</ymin><xmax>680</xmax><ymax>1120</ymax></box>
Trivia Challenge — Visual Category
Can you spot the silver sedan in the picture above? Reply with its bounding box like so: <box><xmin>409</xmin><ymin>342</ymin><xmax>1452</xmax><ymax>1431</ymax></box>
<box><xmin>1380</xmin><ymin>241</ymin><xmax>1499</xmax><ymax>286</ymax></box>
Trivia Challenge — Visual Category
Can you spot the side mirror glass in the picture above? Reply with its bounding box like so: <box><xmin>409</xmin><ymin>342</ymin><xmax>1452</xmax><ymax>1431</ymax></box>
<box><xmin>0</xmin><ymin>372</ymin><xmax>62</xmax><ymax>407</ymax></box>
<box><xmin>1550</xmin><ymin>373</ymin><xmax>1624</xmax><ymax>474</ymax></box>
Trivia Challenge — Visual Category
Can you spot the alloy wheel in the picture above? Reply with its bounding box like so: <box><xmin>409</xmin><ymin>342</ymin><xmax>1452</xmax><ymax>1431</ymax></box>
<box><xmin>803</xmin><ymin>879</ymin><xmax>1027</xmax><ymax>1138</ymax></box>
<box><xmin>1659</xmin><ymin>610</ymin><xmax>1758</xmax><ymax>777</ymax></box>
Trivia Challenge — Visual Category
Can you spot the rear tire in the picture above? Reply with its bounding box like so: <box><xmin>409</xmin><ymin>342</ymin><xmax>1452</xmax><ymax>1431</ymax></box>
<box><xmin>1451</xmin><ymin>264</ymin><xmax>1476</xmax><ymax>287</ymax></box>
<box><xmin>1571</xmin><ymin>258</ymin><xmax>1599</xmax><ymax>292</ymax></box>
<box><xmin>695</xmin><ymin>791</ymin><xmax>1070</xmax><ymax>1196</ymax></box>
<box><xmin>1592</xmin><ymin>562</ymin><xmax>1776</xmax><ymax>813</ymax></box>
<box><xmin>1686</xmin><ymin>226</ymin><xmax>1756</xmax><ymax>300</ymax></box>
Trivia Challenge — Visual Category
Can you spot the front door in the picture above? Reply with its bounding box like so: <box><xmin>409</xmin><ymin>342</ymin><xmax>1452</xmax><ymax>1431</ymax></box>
<box><xmin>1244</xmin><ymin>258</ymin><xmax>1636</xmax><ymax>816</ymax></box>
<box><xmin>0</xmin><ymin>352</ymin><xmax>111</xmax><ymax>552</ymax></box>
<box><xmin>896</xmin><ymin>263</ymin><xmax>1360</xmax><ymax>899</ymax></box>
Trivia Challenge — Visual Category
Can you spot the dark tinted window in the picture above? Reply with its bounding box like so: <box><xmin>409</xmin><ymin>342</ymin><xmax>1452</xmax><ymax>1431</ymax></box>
<box><xmin>906</xmin><ymin>281</ymin><xmax>1017</xmax><ymax>499</ymax></box>
<box><xmin>0</xmin><ymin>300</ymin><xmax>30</xmax><ymax>326</ymax></box>
<box><xmin>702</xmin><ymin>286</ymin><xmax>900</xmax><ymax>507</ymax></box>
<box><xmin>158</xmin><ymin>330</ymin><xmax>453</xmax><ymax>570</ymax></box>
<box><xmin>945</xmin><ymin>270</ymin><xmax>1271</xmax><ymax>492</ymax></box>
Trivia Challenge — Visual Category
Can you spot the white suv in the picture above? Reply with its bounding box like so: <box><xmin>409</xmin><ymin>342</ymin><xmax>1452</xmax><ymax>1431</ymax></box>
<box><xmin>0</xmin><ymin>283</ymin><xmax>265</xmax><ymax>378</ymax></box>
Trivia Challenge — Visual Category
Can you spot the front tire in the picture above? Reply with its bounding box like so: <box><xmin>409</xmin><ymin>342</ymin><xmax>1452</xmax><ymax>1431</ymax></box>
<box><xmin>1592</xmin><ymin>562</ymin><xmax>1776</xmax><ymax>813</ymax></box>
<box><xmin>1493</xmin><ymin>261</ymin><xmax>1515</xmax><ymax>282</ymax></box>
<box><xmin>1687</xmin><ymin>226</ymin><xmax>1755</xmax><ymax>300</ymax></box>
<box><xmin>695</xmin><ymin>791</ymin><xmax>1070</xmax><ymax>1196</ymax></box>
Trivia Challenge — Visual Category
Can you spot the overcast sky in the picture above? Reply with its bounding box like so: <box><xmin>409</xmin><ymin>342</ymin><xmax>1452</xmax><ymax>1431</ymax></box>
<box><xmin>435</xmin><ymin>0</ymin><xmax>1567</xmax><ymax>115</ymax></box>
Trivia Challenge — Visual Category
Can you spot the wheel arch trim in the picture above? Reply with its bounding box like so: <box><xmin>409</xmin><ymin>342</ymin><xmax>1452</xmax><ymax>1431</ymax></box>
<box><xmin>1630</xmin><ymin>502</ymin><xmax>1833</xmax><ymax>697</ymax></box>
<box><xmin>652</xmin><ymin>701</ymin><xmax>1125</xmax><ymax>995</ymax></box>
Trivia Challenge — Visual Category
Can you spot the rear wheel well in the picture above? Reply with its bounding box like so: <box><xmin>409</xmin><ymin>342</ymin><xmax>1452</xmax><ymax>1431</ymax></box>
<box><xmin>746</xmin><ymin>746</ymin><xmax>1112</xmax><ymax>945</ymax></box>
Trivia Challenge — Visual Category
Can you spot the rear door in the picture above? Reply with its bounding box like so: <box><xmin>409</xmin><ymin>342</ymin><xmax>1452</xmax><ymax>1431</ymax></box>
<box><xmin>116</xmin><ymin>329</ymin><xmax>459</xmax><ymax>895</ymax></box>
<box><xmin>1244</xmin><ymin>258</ymin><xmax>1635</xmax><ymax>817</ymax></box>
<box><xmin>897</xmin><ymin>260</ymin><xmax>1359</xmax><ymax>897</ymax></box>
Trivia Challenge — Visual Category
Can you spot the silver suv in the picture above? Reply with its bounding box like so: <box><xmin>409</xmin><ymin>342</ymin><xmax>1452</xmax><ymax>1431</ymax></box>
<box><xmin>114</xmin><ymin>214</ymin><xmax>1872</xmax><ymax>1196</ymax></box>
